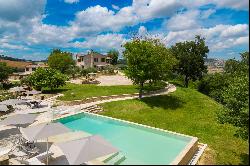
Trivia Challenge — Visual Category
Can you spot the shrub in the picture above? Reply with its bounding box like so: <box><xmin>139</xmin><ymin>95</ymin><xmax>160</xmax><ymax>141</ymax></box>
<box><xmin>102</xmin><ymin>65</ymin><xmax>115</xmax><ymax>75</ymax></box>
<box><xmin>80</xmin><ymin>67</ymin><xmax>98</xmax><ymax>76</ymax></box>
<box><xmin>198</xmin><ymin>73</ymin><xmax>229</xmax><ymax>103</ymax></box>
<box><xmin>27</xmin><ymin>68</ymin><xmax>68</xmax><ymax>91</ymax></box>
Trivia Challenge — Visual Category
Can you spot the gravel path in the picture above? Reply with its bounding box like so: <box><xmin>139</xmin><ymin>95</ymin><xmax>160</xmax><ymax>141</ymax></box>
<box><xmin>96</xmin><ymin>75</ymin><xmax>133</xmax><ymax>86</ymax></box>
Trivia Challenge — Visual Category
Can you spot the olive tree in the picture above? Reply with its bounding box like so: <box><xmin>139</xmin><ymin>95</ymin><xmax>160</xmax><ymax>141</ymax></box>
<box><xmin>123</xmin><ymin>38</ymin><xmax>176</xmax><ymax>98</ymax></box>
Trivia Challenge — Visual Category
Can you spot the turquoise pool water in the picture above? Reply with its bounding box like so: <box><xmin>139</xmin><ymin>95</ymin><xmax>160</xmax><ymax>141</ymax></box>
<box><xmin>57</xmin><ymin>113</ymin><xmax>193</xmax><ymax>165</ymax></box>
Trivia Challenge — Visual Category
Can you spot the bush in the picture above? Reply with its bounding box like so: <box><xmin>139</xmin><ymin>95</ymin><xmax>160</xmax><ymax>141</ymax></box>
<box><xmin>102</xmin><ymin>65</ymin><xmax>115</xmax><ymax>75</ymax></box>
<box><xmin>115</xmin><ymin>64</ymin><xmax>127</xmax><ymax>70</ymax></box>
<box><xmin>0</xmin><ymin>90</ymin><xmax>15</xmax><ymax>101</ymax></box>
<box><xmin>26</xmin><ymin>67</ymin><xmax>68</xmax><ymax>91</ymax></box>
<box><xmin>80</xmin><ymin>67</ymin><xmax>97</xmax><ymax>76</ymax></box>
<box><xmin>198</xmin><ymin>73</ymin><xmax>229</xmax><ymax>103</ymax></box>
<box><xmin>217</xmin><ymin>74</ymin><xmax>249</xmax><ymax>139</ymax></box>
<box><xmin>65</xmin><ymin>66</ymin><xmax>81</xmax><ymax>79</ymax></box>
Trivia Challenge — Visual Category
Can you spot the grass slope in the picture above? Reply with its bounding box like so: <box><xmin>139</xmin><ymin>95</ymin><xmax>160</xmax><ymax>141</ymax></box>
<box><xmin>54</xmin><ymin>83</ymin><xmax>165</xmax><ymax>101</ymax></box>
<box><xmin>99</xmin><ymin>87</ymin><xmax>249</xmax><ymax>165</ymax></box>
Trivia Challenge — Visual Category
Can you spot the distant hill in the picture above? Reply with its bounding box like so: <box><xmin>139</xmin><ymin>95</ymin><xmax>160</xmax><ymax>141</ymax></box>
<box><xmin>0</xmin><ymin>55</ymin><xmax>33</xmax><ymax>72</ymax></box>
<box><xmin>0</xmin><ymin>55</ymin><xmax>33</xmax><ymax>62</ymax></box>
<box><xmin>0</xmin><ymin>59</ymin><xmax>32</xmax><ymax>71</ymax></box>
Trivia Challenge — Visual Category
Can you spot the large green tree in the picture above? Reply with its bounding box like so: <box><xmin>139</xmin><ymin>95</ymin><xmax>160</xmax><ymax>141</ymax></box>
<box><xmin>171</xmin><ymin>35</ymin><xmax>209</xmax><ymax>87</ymax></box>
<box><xmin>123</xmin><ymin>38</ymin><xmax>176</xmax><ymax>98</ymax></box>
<box><xmin>48</xmin><ymin>49</ymin><xmax>75</xmax><ymax>73</ymax></box>
<box><xmin>0</xmin><ymin>62</ymin><xmax>13</xmax><ymax>82</ymax></box>
<box><xmin>107</xmin><ymin>49</ymin><xmax>119</xmax><ymax>65</ymax></box>
<box><xmin>218</xmin><ymin>52</ymin><xmax>249</xmax><ymax>140</ymax></box>
<box><xmin>27</xmin><ymin>67</ymin><xmax>68</xmax><ymax>91</ymax></box>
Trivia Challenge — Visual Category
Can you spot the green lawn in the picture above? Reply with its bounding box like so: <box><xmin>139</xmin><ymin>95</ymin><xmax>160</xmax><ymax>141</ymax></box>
<box><xmin>51</xmin><ymin>82</ymin><xmax>165</xmax><ymax>101</ymax></box>
<box><xmin>99</xmin><ymin>87</ymin><xmax>249</xmax><ymax>165</ymax></box>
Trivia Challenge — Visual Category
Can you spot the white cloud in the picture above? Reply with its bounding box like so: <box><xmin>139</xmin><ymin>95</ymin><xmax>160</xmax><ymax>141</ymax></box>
<box><xmin>112</xmin><ymin>4</ymin><xmax>120</xmax><ymax>10</ymax></box>
<box><xmin>138</xmin><ymin>26</ymin><xmax>148</xmax><ymax>36</ymax></box>
<box><xmin>64</xmin><ymin>0</ymin><xmax>79</xmax><ymax>4</ymax></box>
<box><xmin>26</xmin><ymin>16</ymin><xmax>75</xmax><ymax>46</ymax></box>
<box><xmin>0</xmin><ymin>0</ymin><xmax>46</xmax><ymax>22</ymax></box>
<box><xmin>201</xmin><ymin>9</ymin><xmax>216</xmax><ymax>19</ymax></box>
<box><xmin>69</xmin><ymin>5</ymin><xmax>138</xmax><ymax>35</ymax></box>
<box><xmin>213</xmin><ymin>0</ymin><xmax>249</xmax><ymax>11</ymax></box>
<box><xmin>212</xmin><ymin>36</ymin><xmax>249</xmax><ymax>50</ymax></box>
<box><xmin>164</xmin><ymin>10</ymin><xmax>201</xmax><ymax>31</ymax></box>
<box><xmin>68</xmin><ymin>1</ymin><xmax>184</xmax><ymax>35</ymax></box>
<box><xmin>182</xmin><ymin>0</ymin><xmax>249</xmax><ymax>11</ymax></box>
<box><xmin>220</xmin><ymin>24</ymin><xmax>249</xmax><ymax>38</ymax></box>
<box><xmin>0</xmin><ymin>43</ymin><xmax>29</xmax><ymax>50</ymax></box>
<box><xmin>132</xmin><ymin>0</ymin><xmax>182</xmax><ymax>21</ymax></box>
<box><xmin>72</xmin><ymin>33</ymin><xmax>127</xmax><ymax>51</ymax></box>
<box><xmin>0</xmin><ymin>49</ymin><xmax>5</xmax><ymax>54</ymax></box>
<box><xmin>162</xmin><ymin>24</ymin><xmax>249</xmax><ymax>51</ymax></box>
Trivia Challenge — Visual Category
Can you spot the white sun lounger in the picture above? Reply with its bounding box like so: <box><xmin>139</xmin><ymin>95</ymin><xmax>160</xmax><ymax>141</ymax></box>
<box><xmin>26</xmin><ymin>151</ymin><xmax>54</xmax><ymax>165</ymax></box>
<box><xmin>0</xmin><ymin>147</ymin><xmax>11</xmax><ymax>157</ymax></box>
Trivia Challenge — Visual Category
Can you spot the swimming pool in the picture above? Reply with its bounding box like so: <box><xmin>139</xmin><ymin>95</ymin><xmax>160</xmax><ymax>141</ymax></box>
<box><xmin>56</xmin><ymin>112</ymin><xmax>198</xmax><ymax>165</ymax></box>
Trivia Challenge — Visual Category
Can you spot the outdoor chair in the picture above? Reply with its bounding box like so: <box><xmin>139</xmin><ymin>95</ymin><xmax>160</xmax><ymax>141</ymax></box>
<box><xmin>17</xmin><ymin>143</ymin><xmax>40</xmax><ymax>159</ymax></box>
<box><xmin>30</xmin><ymin>101</ymin><xmax>42</xmax><ymax>109</ymax></box>
<box><xmin>15</xmin><ymin>151</ymin><xmax>54</xmax><ymax>165</ymax></box>
<box><xmin>10</xmin><ymin>148</ymin><xmax>28</xmax><ymax>161</ymax></box>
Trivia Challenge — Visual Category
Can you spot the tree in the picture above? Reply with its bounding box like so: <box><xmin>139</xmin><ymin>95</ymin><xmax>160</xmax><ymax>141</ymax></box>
<box><xmin>107</xmin><ymin>49</ymin><xmax>119</xmax><ymax>65</ymax></box>
<box><xmin>218</xmin><ymin>52</ymin><xmax>249</xmax><ymax>140</ymax></box>
<box><xmin>198</xmin><ymin>73</ymin><xmax>230</xmax><ymax>103</ymax></box>
<box><xmin>0</xmin><ymin>62</ymin><xmax>13</xmax><ymax>82</ymax></box>
<box><xmin>123</xmin><ymin>38</ymin><xmax>176</xmax><ymax>98</ymax></box>
<box><xmin>171</xmin><ymin>35</ymin><xmax>209</xmax><ymax>87</ymax></box>
<box><xmin>224</xmin><ymin>59</ymin><xmax>240</xmax><ymax>74</ymax></box>
<box><xmin>65</xmin><ymin>66</ymin><xmax>81</xmax><ymax>79</ymax></box>
<box><xmin>27</xmin><ymin>68</ymin><xmax>68</xmax><ymax>91</ymax></box>
<box><xmin>48</xmin><ymin>49</ymin><xmax>75</xmax><ymax>73</ymax></box>
<box><xmin>224</xmin><ymin>52</ymin><xmax>249</xmax><ymax>75</ymax></box>
<box><xmin>80</xmin><ymin>67</ymin><xmax>97</xmax><ymax>77</ymax></box>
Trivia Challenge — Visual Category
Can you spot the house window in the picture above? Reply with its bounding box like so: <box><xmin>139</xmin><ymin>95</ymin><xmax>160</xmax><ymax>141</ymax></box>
<box><xmin>32</xmin><ymin>68</ymin><xmax>36</xmax><ymax>71</ymax></box>
<box><xmin>25</xmin><ymin>68</ymin><xmax>29</xmax><ymax>71</ymax></box>
<box><xmin>101</xmin><ymin>58</ymin><xmax>105</xmax><ymax>62</ymax></box>
<box><xmin>78</xmin><ymin>59</ymin><xmax>81</xmax><ymax>62</ymax></box>
<box><xmin>94</xmin><ymin>58</ymin><xmax>98</xmax><ymax>62</ymax></box>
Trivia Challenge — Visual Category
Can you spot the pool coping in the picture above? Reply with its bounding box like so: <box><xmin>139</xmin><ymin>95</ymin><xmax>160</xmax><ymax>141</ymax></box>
<box><xmin>53</xmin><ymin>111</ymin><xmax>199</xmax><ymax>165</ymax></box>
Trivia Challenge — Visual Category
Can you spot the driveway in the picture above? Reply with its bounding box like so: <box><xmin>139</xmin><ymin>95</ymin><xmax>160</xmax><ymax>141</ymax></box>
<box><xmin>96</xmin><ymin>75</ymin><xmax>133</xmax><ymax>86</ymax></box>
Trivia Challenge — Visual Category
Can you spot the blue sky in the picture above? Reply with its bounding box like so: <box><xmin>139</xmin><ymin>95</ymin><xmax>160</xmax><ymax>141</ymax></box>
<box><xmin>0</xmin><ymin>0</ymin><xmax>249</xmax><ymax>61</ymax></box>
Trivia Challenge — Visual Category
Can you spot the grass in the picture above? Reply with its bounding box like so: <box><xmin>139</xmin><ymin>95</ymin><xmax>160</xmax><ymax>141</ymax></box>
<box><xmin>99</xmin><ymin>87</ymin><xmax>249</xmax><ymax>165</ymax></box>
<box><xmin>50</xmin><ymin>82</ymin><xmax>166</xmax><ymax>101</ymax></box>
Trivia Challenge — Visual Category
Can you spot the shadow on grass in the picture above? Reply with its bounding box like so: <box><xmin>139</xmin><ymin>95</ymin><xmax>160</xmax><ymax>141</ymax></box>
<box><xmin>42</xmin><ymin>88</ymin><xmax>69</xmax><ymax>94</ymax></box>
<box><xmin>141</xmin><ymin>95</ymin><xmax>185</xmax><ymax>110</ymax></box>
<box><xmin>240</xmin><ymin>153</ymin><xmax>249</xmax><ymax>165</ymax></box>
